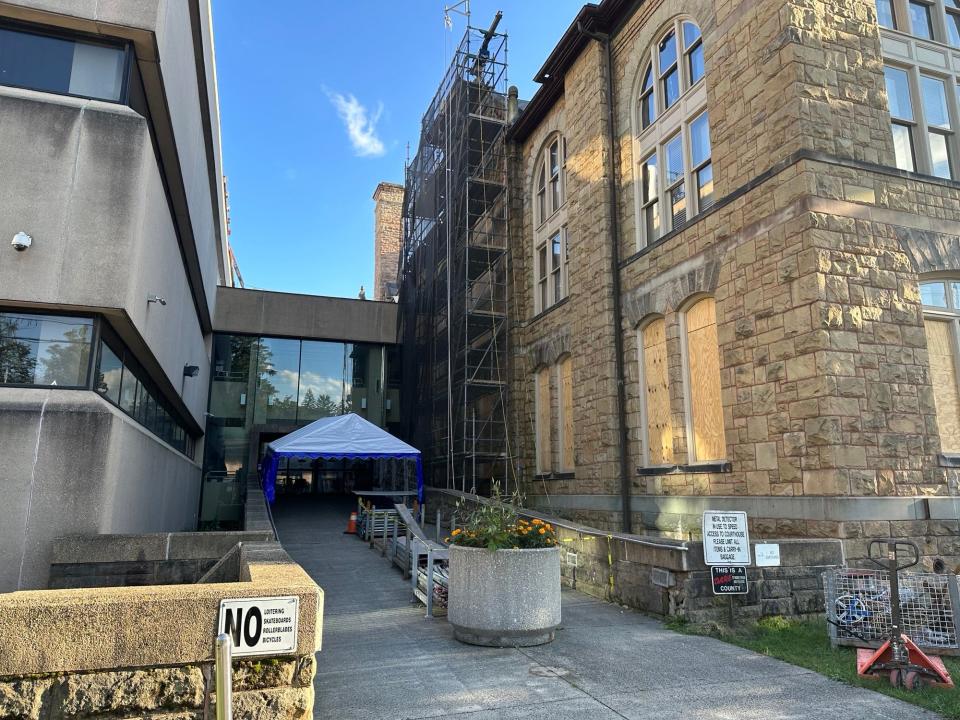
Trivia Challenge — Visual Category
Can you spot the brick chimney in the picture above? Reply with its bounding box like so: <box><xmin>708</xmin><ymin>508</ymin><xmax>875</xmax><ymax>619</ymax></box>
<box><xmin>372</xmin><ymin>182</ymin><xmax>404</xmax><ymax>301</ymax></box>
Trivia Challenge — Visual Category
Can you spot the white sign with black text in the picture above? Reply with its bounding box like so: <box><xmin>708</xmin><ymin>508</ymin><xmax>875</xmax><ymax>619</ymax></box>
<box><xmin>218</xmin><ymin>596</ymin><xmax>299</xmax><ymax>657</ymax></box>
<box><xmin>702</xmin><ymin>511</ymin><xmax>751</xmax><ymax>566</ymax></box>
<box><xmin>755</xmin><ymin>543</ymin><xmax>781</xmax><ymax>567</ymax></box>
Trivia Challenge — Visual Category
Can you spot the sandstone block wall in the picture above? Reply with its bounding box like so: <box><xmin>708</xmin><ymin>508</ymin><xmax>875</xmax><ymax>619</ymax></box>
<box><xmin>0</xmin><ymin>658</ymin><xmax>315</xmax><ymax>720</ymax></box>
<box><xmin>509</xmin><ymin>0</ymin><xmax>960</xmax><ymax>566</ymax></box>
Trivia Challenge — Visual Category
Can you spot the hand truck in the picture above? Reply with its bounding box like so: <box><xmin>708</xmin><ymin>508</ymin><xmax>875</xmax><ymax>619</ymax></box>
<box><xmin>856</xmin><ymin>539</ymin><xmax>953</xmax><ymax>689</ymax></box>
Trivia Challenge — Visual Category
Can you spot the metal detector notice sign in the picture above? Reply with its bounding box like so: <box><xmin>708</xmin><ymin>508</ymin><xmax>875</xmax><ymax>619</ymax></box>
<box><xmin>218</xmin><ymin>596</ymin><xmax>299</xmax><ymax>657</ymax></box>
<box><xmin>711</xmin><ymin>566</ymin><xmax>748</xmax><ymax>595</ymax></box>
<box><xmin>702</xmin><ymin>510</ymin><xmax>750</xmax><ymax>565</ymax></box>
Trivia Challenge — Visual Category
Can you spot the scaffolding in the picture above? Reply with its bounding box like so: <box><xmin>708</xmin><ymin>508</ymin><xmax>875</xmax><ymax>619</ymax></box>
<box><xmin>398</xmin><ymin>15</ymin><xmax>511</xmax><ymax>496</ymax></box>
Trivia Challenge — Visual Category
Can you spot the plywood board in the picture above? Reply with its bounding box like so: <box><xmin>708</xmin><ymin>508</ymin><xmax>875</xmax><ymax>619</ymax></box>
<box><xmin>537</xmin><ymin>366</ymin><xmax>552</xmax><ymax>471</ymax></box>
<box><xmin>560</xmin><ymin>357</ymin><xmax>575</xmax><ymax>470</ymax></box>
<box><xmin>686</xmin><ymin>299</ymin><xmax>725</xmax><ymax>461</ymax></box>
<box><xmin>925</xmin><ymin>319</ymin><xmax>960</xmax><ymax>453</ymax></box>
<box><xmin>642</xmin><ymin>319</ymin><xmax>673</xmax><ymax>465</ymax></box>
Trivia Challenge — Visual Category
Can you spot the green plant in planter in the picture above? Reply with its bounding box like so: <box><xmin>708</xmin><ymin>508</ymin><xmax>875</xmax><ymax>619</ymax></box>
<box><xmin>446</xmin><ymin>483</ymin><xmax>557</xmax><ymax>551</ymax></box>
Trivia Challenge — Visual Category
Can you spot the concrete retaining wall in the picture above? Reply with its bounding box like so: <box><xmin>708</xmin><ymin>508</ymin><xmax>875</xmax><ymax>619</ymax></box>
<box><xmin>48</xmin><ymin>530</ymin><xmax>274</xmax><ymax>588</ymax></box>
<box><xmin>0</xmin><ymin>541</ymin><xmax>323</xmax><ymax>720</ymax></box>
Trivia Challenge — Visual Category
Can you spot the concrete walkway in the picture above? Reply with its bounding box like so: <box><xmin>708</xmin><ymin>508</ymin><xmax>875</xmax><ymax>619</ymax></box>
<box><xmin>272</xmin><ymin>497</ymin><xmax>940</xmax><ymax>720</ymax></box>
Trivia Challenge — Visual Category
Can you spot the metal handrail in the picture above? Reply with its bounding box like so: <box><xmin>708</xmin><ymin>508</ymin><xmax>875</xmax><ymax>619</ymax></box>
<box><xmin>215</xmin><ymin>633</ymin><xmax>232</xmax><ymax>720</ymax></box>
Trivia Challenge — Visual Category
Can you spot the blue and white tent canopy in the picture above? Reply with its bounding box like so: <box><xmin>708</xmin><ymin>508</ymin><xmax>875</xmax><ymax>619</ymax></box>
<box><xmin>261</xmin><ymin>413</ymin><xmax>422</xmax><ymax>503</ymax></box>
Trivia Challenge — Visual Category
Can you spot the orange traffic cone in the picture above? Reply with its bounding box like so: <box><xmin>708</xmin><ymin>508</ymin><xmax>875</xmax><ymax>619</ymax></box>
<box><xmin>345</xmin><ymin>511</ymin><xmax>357</xmax><ymax>535</ymax></box>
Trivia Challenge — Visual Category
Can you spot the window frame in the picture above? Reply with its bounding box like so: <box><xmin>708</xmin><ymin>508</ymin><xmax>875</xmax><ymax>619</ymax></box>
<box><xmin>632</xmin><ymin>17</ymin><xmax>711</xmax><ymax>250</ymax></box>
<box><xmin>533</xmin><ymin>134</ymin><xmax>569</xmax><ymax>315</ymax></box>
<box><xmin>0</xmin><ymin>309</ymin><xmax>98</xmax><ymax>389</ymax></box>
<box><xmin>920</xmin><ymin>278</ymin><xmax>960</xmax><ymax>455</ymax></box>
<box><xmin>0</xmin><ymin>18</ymin><xmax>133</xmax><ymax>105</ymax></box>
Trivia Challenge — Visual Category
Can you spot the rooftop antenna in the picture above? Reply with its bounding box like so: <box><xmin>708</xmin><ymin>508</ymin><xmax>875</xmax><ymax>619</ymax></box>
<box><xmin>444</xmin><ymin>0</ymin><xmax>470</xmax><ymax>29</ymax></box>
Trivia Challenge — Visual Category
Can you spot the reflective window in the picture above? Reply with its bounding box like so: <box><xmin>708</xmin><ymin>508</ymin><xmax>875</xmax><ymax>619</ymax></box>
<box><xmin>96</xmin><ymin>341</ymin><xmax>122</xmax><ymax>405</ymax></box>
<box><xmin>254</xmin><ymin>338</ymin><xmax>301</xmax><ymax>424</ymax></box>
<box><xmin>0</xmin><ymin>24</ymin><xmax>126</xmax><ymax>102</ymax></box>
<box><xmin>877</xmin><ymin>0</ymin><xmax>897</xmax><ymax>28</ymax></box>
<box><xmin>299</xmin><ymin>341</ymin><xmax>347</xmax><ymax>421</ymax></box>
<box><xmin>533</xmin><ymin>135</ymin><xmax>569</xmax><ymax>313</ymax></box>
<box><xmin>910</xmin><ymin>0</ymin><xmax>935</xmax><ymax>38</ymax></box>
<box><xmin>640</xmin><ymin>65</ymin><xmax>655</xmax><ymax>128</ymax></box>
<box><xmin>891</xmin><ymin>123</ymin><xmax>916</xmax><ymax>171</ymax></box>
<box><xmin>635</xmin><ymin>19</ymin><xmax>711</xmax><ymax>246</ymax></box>
<box><xmin>93</xmin><ymin>328</ymin><xmax>194</xmax><ymax>456</ymax></box>
<box><xmin>885</xmin><ymin>66</ymin><xmax>914</xmax><ymax>120</ymax></box>
<box><xmin>0</xmin><ymin>312</ymin><xmax>92</xmax><ymax>386</ymax></box>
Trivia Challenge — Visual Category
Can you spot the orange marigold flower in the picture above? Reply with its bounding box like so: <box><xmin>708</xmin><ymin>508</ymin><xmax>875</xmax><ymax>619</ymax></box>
<box><xmin>532</xmin><ymin>518</ymin><xmax>543</xmax><ymax>525</ymax></box>
<box><xmin>452</xmin><ymin>528</ymin><xmax>462</xmax><ymax>535</ymax></box>
<box><xmin>538</xmin><ymin>528</ymin><xmax>546</xmax><ymax>534</ymax></box>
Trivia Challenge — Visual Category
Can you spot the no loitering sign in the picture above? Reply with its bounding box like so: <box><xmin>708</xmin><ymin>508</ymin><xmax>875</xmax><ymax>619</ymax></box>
<box><xmin>218</xmin><ymin>596</ymin><xmax>299</xmax><ymax>657</ymax></box>
<box><xmin>702</xmin><ymin>510</ymin><xmax>751</xmax><ymax>566</ymax></box>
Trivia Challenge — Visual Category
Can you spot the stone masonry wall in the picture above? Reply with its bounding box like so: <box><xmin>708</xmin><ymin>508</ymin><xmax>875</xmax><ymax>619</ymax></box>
<box><xmin>373</xmin><ymin>181</ymin><xmax>403</xmax><ymax>301</ymax></box>
<box><xmin>426</xmin><ymin>489</ymin><xmax>842</xmax><ymax>622</ymax></box>
<box><xmin>510</xmin><ymin>0</ymin><xmax>960</xmax><ymax>568</ymax></box>
<box><xmin>0</xmin><ymin>657</ymin><xmax>315</xmax><ymax>720</ymax></box>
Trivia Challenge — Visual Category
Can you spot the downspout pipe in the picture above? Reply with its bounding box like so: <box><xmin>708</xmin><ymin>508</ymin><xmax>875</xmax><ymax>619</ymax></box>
<box><xmin>577</xmin><ymin>22</ymin><xmax>633</xmax><ymax>534</ymax></box>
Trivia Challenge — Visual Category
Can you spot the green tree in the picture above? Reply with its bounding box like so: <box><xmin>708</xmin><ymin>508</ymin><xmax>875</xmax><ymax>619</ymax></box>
<box><xmin>0</xmin><ymin>318</ymin><xmax>36</xmax><ymax>383</ymax></box>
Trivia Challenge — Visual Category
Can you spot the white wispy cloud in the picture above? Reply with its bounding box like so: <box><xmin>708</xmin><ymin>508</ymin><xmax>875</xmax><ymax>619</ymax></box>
<box><xmin>326</xmin><ymin>90</ymin><xmax>385</xmax><ymax>158</ymax></box>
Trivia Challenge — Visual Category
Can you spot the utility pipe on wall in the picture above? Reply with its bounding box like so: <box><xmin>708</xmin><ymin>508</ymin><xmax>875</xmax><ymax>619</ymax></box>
<box><xmin>577</xmin><ymin>21</ymin><xmax>633</xmax><ymax>534</ymax></box>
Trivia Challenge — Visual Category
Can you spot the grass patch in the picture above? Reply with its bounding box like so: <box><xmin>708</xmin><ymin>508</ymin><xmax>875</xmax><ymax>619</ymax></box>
<box><xmin>675</xmin><ymin>616</ymin><xmax>960</xmax><ymax>718</ymax></box>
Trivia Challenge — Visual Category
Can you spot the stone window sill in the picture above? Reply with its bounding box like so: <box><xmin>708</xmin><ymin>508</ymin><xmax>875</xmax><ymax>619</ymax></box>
<box><xmin>939</xmin><ymin>453</ymin><xmax>960</xmax><ymax>468</ymax></box>
<box><xmin>535</xmin><ymin>472</ymin><xmax>575</xmax><ymax>481</ymax></box>
<box><xmin>636</xmin><ymin>461</ymin><xmax>731</xmax><ymax>476</ymax></box>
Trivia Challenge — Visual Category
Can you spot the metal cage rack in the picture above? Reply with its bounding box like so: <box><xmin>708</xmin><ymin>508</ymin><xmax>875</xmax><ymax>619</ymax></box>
<box><xmin>823</xmin><ymin>567</ymin><xmax>960</xmax><ymax>654</ymax></box>
<box><xmin>398</xmin><ymin>17</ymin><xmax>512</xmax><ymax>496</ymax></box>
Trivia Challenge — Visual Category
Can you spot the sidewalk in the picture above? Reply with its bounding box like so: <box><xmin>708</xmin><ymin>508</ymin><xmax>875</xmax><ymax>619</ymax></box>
<box><xmin>273</xmin><ymin>497</ymin><xmax>940</xmax><ymax>720</ymax></box>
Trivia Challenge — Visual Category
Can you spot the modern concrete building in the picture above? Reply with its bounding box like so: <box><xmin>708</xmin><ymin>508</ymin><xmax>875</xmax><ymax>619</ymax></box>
<box><xmin>399</xmin><ymin>0</ymin><xmax>960</xmax><ymax>571</ymax></box>
<box><xmin>0</xmin><ymin>2</ymin><xmax>400</xmax><ymax>591</ymax></box>
<box><xmin>0</xmin><ymin>0</ymin><xmax>228</xmax><ymax>591</ymax></box>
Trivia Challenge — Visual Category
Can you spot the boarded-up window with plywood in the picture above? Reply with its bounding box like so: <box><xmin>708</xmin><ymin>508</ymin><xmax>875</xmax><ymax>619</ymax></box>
<box><xmin>559</xmin><ymin>356</ymin><xmax>574</xmax><ymax>470</ymax></box>
<box><xmin>536</xmin><ymin>366</ymin><xmax>552</xmax><ymax>472</ymax></box>
<box><xmin>641</xmin><ymin>318</ymin><xmax>673</xmax><ymax>465</ymax></box>
<box><xmin>925</xmin><ymin>318</ymin><xmax>960</xmax><ymax>453</ymax></box>
<box><xmin>685</xmin><ymin>298</ymin><xmax>725</xmax><ymax>461</ymax></box>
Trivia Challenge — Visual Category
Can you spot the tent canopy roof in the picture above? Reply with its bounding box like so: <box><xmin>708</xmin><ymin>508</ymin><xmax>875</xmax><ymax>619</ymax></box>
<box><xmin>265</xmin><ymin>413</ymin><xmax>420</xmax><ymax>459</ymax></box>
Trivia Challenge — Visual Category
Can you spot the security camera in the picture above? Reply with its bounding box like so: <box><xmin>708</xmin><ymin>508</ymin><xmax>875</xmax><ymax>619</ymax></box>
<box><xmin>11</xmin><ymin>231</ymin><xmax>31</xmax><ymax>251</ymax></box>
<box><xmin>147</xmin><ymin>295</ymin><xmax>167</xmax><ymax>306</ymax></box>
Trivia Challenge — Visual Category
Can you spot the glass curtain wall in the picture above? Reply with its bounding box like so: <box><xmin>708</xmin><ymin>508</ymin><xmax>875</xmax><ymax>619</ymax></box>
<box><xmin>202</xmin><ymin>334</ymin><xmax>401</xmax><ymax>490</ymax></box>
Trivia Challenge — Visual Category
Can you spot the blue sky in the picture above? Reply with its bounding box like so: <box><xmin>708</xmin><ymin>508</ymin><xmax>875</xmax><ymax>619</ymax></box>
<box><xmin>212</xmin><ymin>1</ymin><xmax>584</xmax><ymax>298</ymax></box>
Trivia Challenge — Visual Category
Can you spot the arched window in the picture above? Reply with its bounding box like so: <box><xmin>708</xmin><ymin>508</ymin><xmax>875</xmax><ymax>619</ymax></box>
<box><xmin>638</xmin><ymin>317</ymin><xmax>673</xmax><ymax>466</ymax></box>
<box><xmin>920</xmin><ymin>278</ymin><xmax>960</xmax><ymax>453</ymax></box>
<box><xmin>682</xmin><ymin>297</ymin><xmax>725</xmax><ymax>462</ymax></box>
<box><xmin>533</xmin><ymin>135</ymin><xmax>568</xmax><ymax>313</ymax></box>
<box><xmin>634</xmin><ymin>18</ymin><xmax>712</xmax><ymax>249</ymax></box>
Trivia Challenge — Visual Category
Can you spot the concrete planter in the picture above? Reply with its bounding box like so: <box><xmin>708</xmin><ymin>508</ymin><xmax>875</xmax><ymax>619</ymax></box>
<box><xmin>447</xmin><ymin>545</ymin><xmax>561</xmax><ymax>647</ymax></box>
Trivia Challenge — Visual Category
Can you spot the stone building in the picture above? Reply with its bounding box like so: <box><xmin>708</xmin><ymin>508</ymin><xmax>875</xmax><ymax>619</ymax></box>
<box><xmin>373</xmin><ymin>182</ymin><xmax>404</xmax><ymax>301</ymax></box>
<box><xmin>506</xmin><ymin>0</ymin><xmax>960</xmax><ymax>567</ymax></box>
